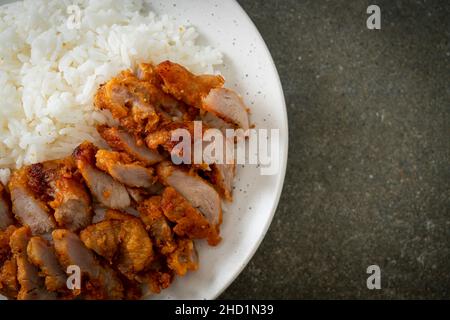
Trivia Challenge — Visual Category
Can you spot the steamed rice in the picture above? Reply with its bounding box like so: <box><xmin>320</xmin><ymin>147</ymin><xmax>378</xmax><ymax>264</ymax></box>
<box><xmin>0</xmin><ymin>0</ymin><xmax>223</xmax><ymax>182</ymax></box>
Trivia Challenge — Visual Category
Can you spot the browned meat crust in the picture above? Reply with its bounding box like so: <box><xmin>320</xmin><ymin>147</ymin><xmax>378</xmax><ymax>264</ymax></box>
<box><xmin>156</xmin><ymin>60</ymin><xmax>224</xmax><ymax>108</ymax></box>
<box><xmin>8</xmin><ymin>169</ymin><xmax>56</xmax><ymax>235</ymax></box>
<box><xmin>138</xmin><ymin>196</ymin><xmax>177</xmax><ymax>255</ymax></box>
<box><xmin>73</xmin><ymin>141</ymin><xmax>130</xmax><ymax>209</ymax></box>
<box><xmin>0</xmin><ymin>184</ymin><xmax>14</xmax><ymax>230</ymax></box>
<box><xmin>52</xmin><ymin>229</ymin><xmax>124</xmax><ymax>300</ymax></box>
<box><xmin>80</xmin><ymin>211</ymin><xmax>153</xmax><ymax>280</ymax></box>
<box><xmin>161</xmin><ymin>187</ymin><xmax>221</xmax><ymax>246</ymax></box>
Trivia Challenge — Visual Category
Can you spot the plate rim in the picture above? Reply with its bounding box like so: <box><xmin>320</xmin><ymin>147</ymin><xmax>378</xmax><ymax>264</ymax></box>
<box><xmin>211</xmin><ymin>0</ymin><xmax>289</xmax><ymax>299</ymax></box>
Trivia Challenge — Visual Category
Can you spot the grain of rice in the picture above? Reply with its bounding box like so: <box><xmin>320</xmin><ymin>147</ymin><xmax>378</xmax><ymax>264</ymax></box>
<box><xmin>0</xmin><ymin>0</ymin><xmax>222</xmax><ymax>173</ymax></box>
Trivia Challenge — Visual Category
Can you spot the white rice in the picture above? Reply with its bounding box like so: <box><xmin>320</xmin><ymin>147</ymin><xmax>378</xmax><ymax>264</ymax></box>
<box><xmin>0</xmin><ymin>0</ymin><xmax>223</xmax><ymax>181</ymax></box>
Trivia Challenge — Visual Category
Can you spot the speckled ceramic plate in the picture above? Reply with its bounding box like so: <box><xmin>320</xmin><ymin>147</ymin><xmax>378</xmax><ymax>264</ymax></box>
<box><xmin>0</xmin><ymin>0</ymin><xmax>288</xmax><ymax>300</ymax></box>
<box><xmin>147</xmin><ymin>0</ymin><xmax>288</xmax><ymax>299</ymax></box>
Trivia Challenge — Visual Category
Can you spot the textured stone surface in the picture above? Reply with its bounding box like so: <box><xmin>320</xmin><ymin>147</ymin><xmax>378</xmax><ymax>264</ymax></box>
<box><xmin>221</xmin><ymin>0</ymin><xmax>450</xmax><ymax>299</ymax></box>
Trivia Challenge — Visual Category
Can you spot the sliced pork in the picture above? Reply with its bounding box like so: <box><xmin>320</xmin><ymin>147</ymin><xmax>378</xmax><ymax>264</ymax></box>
<box><xmin>167</xmin><ymin>238</ymin><xmax>198</xmax><ymax>276</ymax></box>
<box><xmin>0</xmin><ymin>258</ymin><xmax>18</xmax><ymax>298</ymax></box>
<box><xmin>73</xmin><ymin>142</ymin><xmax>130</xmax><ymax>209</ymax></box>
<box><xmin>202</xmin><ymin>88</ymin><xmax>250</xmax><ymax>130</ymax></box>
<box><xmin>94</xmin><ymin>70</ymin><xmax>160</xmax><ymax>141</ymax></box>
<box><xmin>10</xmin><ymin>227</ymin><xmax>56</xmax><ymax>300</ymax></box>
<box><xmin>157</xmin><ymin>162</ymin><xmax>222</xmax><ymax>233</ymax></box>
<box><xmin>95</xmin><ymin>149</ymin><xmax>156</xmax><ymax>188</ymax></box>
<box><xmin>138</xmin><ymin>196</ymin><xmax>177</xmax><ymax>255</ymax></box>
<box><xmin>156</xmin><ymin>60</ymin><xmax>224</xmax><ymax>108</ymax></box>
<box><xmin>27</xmin><ymin>236</ymin><xmax>67</xmax><ymax>292</ymax></box>
<box><xmin>80</xmin><ymin>212</ymin><xmax>153</xmax><ymax>279</ymax></box>
<box><xmin>0</xmin><ymin>225</ymin><xmax>16</xmax><ymax>265</ymax></box>
<box><xmin>161</xmin><ymin>187</ymin><xmax>221</xmax><ymax>246</ymax></box>
<box><xmin>0</xmin><ymin>183</ymin><xmax>14</xmax><ymax>230</ymax></box>
<box><xmin>8</xmin><ymin>168</ymin><xmax>56</xmax><ymax>235</ymax></box>
<box><xmin>52</xmin><ymin>229</ymin><xmax>124</xmax><ymax>300</ymax></box>
<box><xmin>97</xmin><ymin>125</ymin><xmax>164</xmax><ymax>165</ymax></box>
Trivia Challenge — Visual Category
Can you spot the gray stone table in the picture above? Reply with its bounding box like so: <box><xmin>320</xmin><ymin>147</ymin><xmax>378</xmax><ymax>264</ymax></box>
<box><xmin>221</xmin><ymin>0</ymin><xmax>450</xmax><ymax>299</ymax></box>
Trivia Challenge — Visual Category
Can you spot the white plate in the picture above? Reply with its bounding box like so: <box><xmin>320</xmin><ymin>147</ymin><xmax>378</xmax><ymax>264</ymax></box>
<box><xmin>0</xmin><ymin>0</ymin><xmax>288</xmax><ymax>300</ymax></box>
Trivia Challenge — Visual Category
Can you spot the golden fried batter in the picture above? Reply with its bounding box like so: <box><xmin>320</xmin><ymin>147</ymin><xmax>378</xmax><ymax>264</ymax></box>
<box><xmin>0</xmin><ymin>258</ymin><xmax>18</xmax><ymax>298</ymax></box>
<box><xmin>80</xmin><ymin>212</ymin><xmax>153</xmax><ymax>279</ymax></box>
<box><xmin>156</xmin><ymin>60</ymin><xmax>224</xmax><ymax>108</ymax></box>
<box><xmin>138</xmin><ymin>196</ymin><xmax>177</xmax><ymax>255</ymax></box>
<box><xmin>161</xmin><ymin>187</ymin><xmax>221</xmax><ymax>246</ymax></box>
<box><xmin>167</xmin><ymin>238</ymin><xmax>198</xmax><ymax>276</ymax></box>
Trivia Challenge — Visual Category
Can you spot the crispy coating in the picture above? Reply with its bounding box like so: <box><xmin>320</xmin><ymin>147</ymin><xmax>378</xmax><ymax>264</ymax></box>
<box><xmin>0</xmin><ymin>183</ymin><xmax>14</xmax><ymax>230</ymax></box>
<box><xmin>94</xmin><ymin>70</ymin><xmax>184</xmax><ymax>143</ymax></box>
<box><xmin>0</xmin><ymin>258</ymin><xmax>18</xmax><ymax>298</ymax></box>
<box><xmin>161</xmin><ymin>187</ymin><xmax>221</xmax><ymax>246</ymax></box>
<box><xmin>157</xmin><ymin>162</ymin><xmax>222</xmax><ymax>238</ymax></box>
<box><xmin>31</xmin><ymin>159</ymin><xmax>94</xmax><ymax>232</ymax></box>
<box><xmin>52</xmin><ymin>229</ymin><xmax>124</xmax><ymax>300</ymax></box>
<box><xmin>73</xmin><ymin>141</ymin><xmax>130</xmax><ymax>209</ymax></box>
<box><xmin>167</xmin><ymin>238</ymin><xmax>198</xmax><ymax>276</ymax></box>
<box><xmin>80</xmin><ymin>219</ymin><xmax>121</xmax><ymax>262</ymax></box>
<box><xmin>156</xmin><ymin>60</ymin><xmax>224</xmax><ymax>108</ymax></box>
<box><xmin>80</xmin><ymin>212</ymin><xmax>154</xmax><ymax>279</ymax></box>
<box><xmin>138</xmin><ymin>196</ymin><xmax>177</xmax><ymax>255</ymax></box>
<box><xmin>0</xmin><ymin>226</ymin><xmax>18</xmax><ymax>298</ymax></box>
<box><xmin>141</xmin><ymin>255</ymin><xmax>174</xmax><ymax>294</ymax></box>
<box><xmin>95</xmin><ymin>149</ymin><xmax>156</xmax><ymax>188</ymax></box>
<box><xmin>0</xmin><ymin>225</ymin><xmax>16</xmax><ymax>265</ymax></box>
<box><xmin>97</xmin><ymin>125</ymin><xmax>164</xmax><ymax>165</ymax></box>
<box><xmin>49</xmin><ymin>172</ymin><xmax>93</xmax><ymax>232</ymax></box>
<box><xmin>10</xmin><ymin>226</ymin><xmax>56</xmax><ymax>300</ymax></box>
<box><xmin>9</xmin><ymin>168</ymin><xmax>56</xmax><ymax>234</ymax></box>
<box><xmin>27</xmin><ymin>236</ymin><xmax>67</xmax><ymax>292</ymax></box>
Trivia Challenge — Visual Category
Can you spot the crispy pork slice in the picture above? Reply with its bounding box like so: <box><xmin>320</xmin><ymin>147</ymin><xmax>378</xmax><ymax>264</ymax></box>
<box><xmin>0</xmin><ymin>183</ymin><xmax>14</xmax><ymax>230</ymax></box>
<box><xmin>95</xmin><ymin>149</ymin><xmax>156</xmax><ymax>188</ymax></box>
<box><xmin>0</xmin><ymin>225</ymin><xmax>16</xmax><ymax>265</ymax></box>
<box><xmin>157</xmin><ymin>162</ymin><xmax>222</xmax><ymax>232</ymax></box>
<box><xmin>209</xmin><ymin>163</ymin><xmax>235</xmax><ymax>202</ymax></box>
<box><xmin>95</xmin><ymin>70</ymin><xmax>189</xmax><ymax>143</ymax></box>
<box><xmin>202</xmin><ymin>88</ymin><xmax>250</xmax><ymax>130</ymax></box>
<box><xmin>138</xmin><ymin>196</ymin><xmax>177</xmax><ymax>255</ymax></box>
<box><xmin>52</xmin><ymin>229</ymin><xmax>124</xmax><ymax>300</ymax></box>
<box><xmin>117</xmin><ymin>217</ymin><xmax>154</xmax><ymax>278</ymax></box>
<box><xmin>80</xmin><ymin>212</ymin><xmax>153</xmax><ymax>279</ymax></box>
<box><xmin>136</xmin><ymin>63</ymin><xmax>200</xmax><ymax>123</ymax></box>
<box><xmin>136</xmin><ymin>63</ymin><xmax>159</xmax><ymax>84</ymax></box>
<box><xmin>167</xmin><ymin>238</ymin><xmax>199</xmax><ymax>276</ymax></box>
<box><xmin>94</xmin><ymin>70</ymin><xmax>160</xmax><ymax>138</ymax></box>
<box><xmin>27</xmin><ymin>236</ymin><xmax>67</xmax><ymax>292</ymax></box>
<box><xmin>24</xmin><ymin>159</ymin><xmax>93</xmax><ymax>232</ymax></box>
<box><xmin>50</xmin><ymin>176</ymin><xmax>92</xmax><ymax>232</ymax></box>
<box><xmin>73</xmin><ymin>142</ymin><xmax>130</xmax><ymax>209</ymax></box>
<box><xmin>145</xmin><ymin>121</ymin><xmax>210</xmax><ymax>170</ymax></box>
<box><xmin>145</xmin><ymin>123</ymin><xmax>185</xmax><ymax>151</ymax></box>
<box><xmin>8</xmin><ymin>168</ymin><xmax>56</xmax><ymax>235</ymax></box>
<box><xmin>0</xmin><ymin>258</ymin><xmax>18</xmax><ymax>298</ymax></box>
<box><xmin>156</xmin><ymin>60</ymin><xmax>224</xmax><ymax>108</ymax></box>
<box><xmin>161</xmin><ymin>187</ymin><xmax>221</xmax><ymax>246</ymax></box>
<box><xmin>10</xmin><ymin>227</ymin><xmax>56</xmax><ymax>300</ymax></box>
<box><xmin>97</xmin><ymin>125</ymin><xmax>164</xmax><ymax>165</ymax></box>
<box><xmin>80</xmin><ymin>219</ymin><xmax>121</xmax><ymax>262</ymax></box>
<box><xmin>140</xmin><ymin>255</ymin><xmax>174</xmax><ymax>294</ymax></box>
<box><xmin>46</xmin><ymin>162</ymin><xmax>93</xmax><ymax>232</ymax></box>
